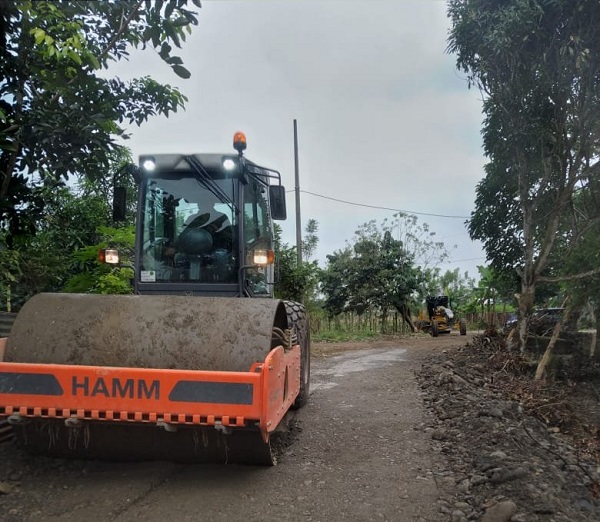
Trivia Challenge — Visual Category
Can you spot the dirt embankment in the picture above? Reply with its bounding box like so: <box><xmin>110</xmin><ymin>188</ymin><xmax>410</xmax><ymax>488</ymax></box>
<box><xmin>414</xmin><ymin>332</ymin><xmax>600</xmax><ymax>522</ymax></box>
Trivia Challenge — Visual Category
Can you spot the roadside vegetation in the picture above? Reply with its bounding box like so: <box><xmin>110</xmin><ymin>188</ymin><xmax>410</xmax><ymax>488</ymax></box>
<box><xmin>1</xmin><ymin>0</ymin><xmax>199</xmax><ymax>304</ymax></box>
<box><xmin>448</xmin><ymin>0</ymin><xmax>600</xmax><ymax>366</ymax></box>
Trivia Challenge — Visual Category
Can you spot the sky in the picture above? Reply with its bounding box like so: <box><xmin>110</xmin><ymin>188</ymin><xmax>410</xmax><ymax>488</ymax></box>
<box><xmin>108</xmin><ymin>0</ymin><xmax>488</xmax><ymax>281</ymax></box>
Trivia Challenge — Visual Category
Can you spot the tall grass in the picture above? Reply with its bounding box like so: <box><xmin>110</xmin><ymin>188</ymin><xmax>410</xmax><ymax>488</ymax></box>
<box><xmin>308</xmin><ymin>309</ymin><xmax>415</xmax><ymax>343</ymax></box>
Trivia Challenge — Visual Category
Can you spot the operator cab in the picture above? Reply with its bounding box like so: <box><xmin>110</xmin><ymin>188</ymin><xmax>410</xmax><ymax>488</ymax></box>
<box><xmin>112</xmin><ymin>133</ymin><xmax>287</xmax><ymax>298</ymax></box>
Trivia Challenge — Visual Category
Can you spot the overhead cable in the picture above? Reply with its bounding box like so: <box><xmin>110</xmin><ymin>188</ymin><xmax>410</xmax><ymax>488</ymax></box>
<box><xmin>296</xmin><ymin>190</ymin><xmax>471</xmax><ymax>219</ymax></box>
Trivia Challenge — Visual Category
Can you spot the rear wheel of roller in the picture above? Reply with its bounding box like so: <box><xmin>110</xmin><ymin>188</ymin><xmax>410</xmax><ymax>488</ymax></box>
<box><xmin>284</xmin><ymin>301</ymin><xmax>310</xmax><ymax>409</ymax></box>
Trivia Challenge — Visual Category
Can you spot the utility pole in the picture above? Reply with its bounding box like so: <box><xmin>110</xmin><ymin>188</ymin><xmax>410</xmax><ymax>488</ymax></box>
<box><xmin>294</xmin><ymin>119</ymin><xmax>302</xmax><ymax>267</ymax></box>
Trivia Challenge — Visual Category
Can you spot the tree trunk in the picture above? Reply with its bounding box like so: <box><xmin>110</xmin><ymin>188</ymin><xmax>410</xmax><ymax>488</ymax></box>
<box><xmin>534</xmin><ymin>309</ymin><xmax>570</xmax><ymax>380</ymax></box>
<box><xmin>594</xmin><ymin>301</ymin><xmax>600</xmax><ymax>357</ymax></box>
<box><xmin>394</xmin><ymin>302</ymin><xmax>417</xmax><ymax>333</ymax></box>
<box><xmin>511</xmin><ymin>285</ymin><xmax>535</xmax><ymax>353</ymax></box>
<box><xmin>381</xmin><ymin>308</ymin><xmax>388</xmax><ymax>334</ymax></box>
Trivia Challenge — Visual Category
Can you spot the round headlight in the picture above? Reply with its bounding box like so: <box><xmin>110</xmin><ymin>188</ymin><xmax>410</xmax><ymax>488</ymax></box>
<box><xmin>142</xmin><ymin>158</ymin><xmax>156</xmax><ymax>171</ymax></box>
<box><xmin>223</xmin><ymin>158</ymin><xmax>236</xmax><ymax>171</ymax></box>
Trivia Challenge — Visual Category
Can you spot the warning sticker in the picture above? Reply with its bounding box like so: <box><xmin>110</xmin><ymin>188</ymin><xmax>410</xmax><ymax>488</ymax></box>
<box><xmin>140</xmin><ymin>271</ymin><xmax>156</xmax><ymax>282</ymax></box>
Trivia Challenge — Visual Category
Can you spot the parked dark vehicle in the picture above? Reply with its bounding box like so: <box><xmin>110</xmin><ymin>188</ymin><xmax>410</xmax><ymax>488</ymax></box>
<box><xmin>503</xmin><ymin>308</ymin><xmax>574</xmax><ymax>337</ymax></box>
<box><xmin>529</xmin><ymin>308</ymin><xmax>567</xmax><ymax>336</ymax></box>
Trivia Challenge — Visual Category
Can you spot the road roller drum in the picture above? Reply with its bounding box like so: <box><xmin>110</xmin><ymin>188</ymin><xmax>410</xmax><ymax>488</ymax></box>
<box><xmin>5</xmin><ymin>293</ymin><xmax>288</xmax><ymax>372</ymax></box>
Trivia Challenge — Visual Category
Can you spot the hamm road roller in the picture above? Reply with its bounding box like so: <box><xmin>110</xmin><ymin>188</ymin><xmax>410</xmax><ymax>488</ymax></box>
<box><xmin>0</xmin><ymin>132</ymin><xmax>310</xmax><ymax>465</ymax></box>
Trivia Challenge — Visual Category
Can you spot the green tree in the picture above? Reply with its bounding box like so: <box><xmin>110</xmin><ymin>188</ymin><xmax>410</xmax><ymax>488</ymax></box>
<box><xmin>273</xmin><ymin>223</ymin><xmax>320</xmax><ymax>304</ymax></box>
<box><xmin>302</xmin><ymin>218</ymin><xmax>319</xmax><ymax>262</ymax></box>
<box><xmin>472</xmin><ymin>265</ymin><xmax>502</xmax><ymax>326</ymax></box>
<box><xmin>417</xmin><ymin>267</ymin><xmax>442</xmax><ymax>297</ymax></box>
<box><xmin>552</xmin><ymin>190</ymin><xmax>600</xmax><ymax>351</ymax></box>
<box><xmin>1</xmin><ymin>0</ymin><xmax>200</xmax><ymax>246</ymax></box>
<box><xmin>320</xmin><ymin>248</ymin><xmax>352</xmax><ymax>318</ymax></box>
<box><xmin>448</xmin><ymin>0</ymin><xmax>600</xmax><ymax>351</ymax></box>
<box><xmin>8</xmin><ymin>182</ymin><xmax>115</xmax><ymax>309</ymax></box>
<box><xmin>385</xmin><ymin>212</ymin><xmax>458</xmax><ymax>320</ymax></box>
<box><xmin>0</xmin><ymin>240</ymin><xmax>21</xmax><ymax>311</ymax></box>
<box><xmin>437</xmin><ymin>268</ymin><xmax>476</xmax><ymax>313</ymax></box>
<box><xmin>321</xmin><ymin>219</ymin><xmax>422</xmax><ymax>332</ymax></box>
<box><xmin>64</xmin><ymin>226</ymin><xmax>135</xmax><ymax>295</ymax></box>
<box><xmin>385</xmin><ymin>212</ymin><xmax>449</xmax><ymax>270</ymax></box>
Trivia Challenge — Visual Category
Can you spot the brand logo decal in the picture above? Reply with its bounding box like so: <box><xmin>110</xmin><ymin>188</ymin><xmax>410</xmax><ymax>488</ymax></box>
<box><xmin>71</xmin><ymin>377</ymin><xmax>160</xmax><ymax>399</ymax></box>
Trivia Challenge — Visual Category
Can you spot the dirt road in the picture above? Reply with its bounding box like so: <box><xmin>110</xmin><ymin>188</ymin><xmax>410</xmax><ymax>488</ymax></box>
<box><xmin>0</xmin><ymin>334</ymin><xmax>472</xmax><ymax>522</ymax></box>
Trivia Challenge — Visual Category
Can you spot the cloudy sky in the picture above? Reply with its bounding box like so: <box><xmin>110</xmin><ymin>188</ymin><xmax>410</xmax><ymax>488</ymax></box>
<box><xmin>109</xmin><ymin>0</ymin><xmax>488</xmax><ymax>280</ymax></box>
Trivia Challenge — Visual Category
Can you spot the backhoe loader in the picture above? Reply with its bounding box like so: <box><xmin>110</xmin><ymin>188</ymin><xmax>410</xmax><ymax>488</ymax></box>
<box><xmin>416</xmin><ymin>295</ymin><xmax>467</xmax><ymax>337</ymax></box>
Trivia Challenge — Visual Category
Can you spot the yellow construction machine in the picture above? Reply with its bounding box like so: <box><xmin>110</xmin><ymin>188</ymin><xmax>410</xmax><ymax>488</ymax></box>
<box><xmin>0</xmin><ymin>132</ymin><xmax>309</xmax><ymax>465</ymax></box>
<box><xmin>417</xmin><ymin>295</ymin><xmax>467</xmax><ymax>337</ymax></box>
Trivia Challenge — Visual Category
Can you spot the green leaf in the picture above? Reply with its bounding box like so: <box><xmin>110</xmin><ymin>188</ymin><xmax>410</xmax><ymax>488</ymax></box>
<box><xmin>67</xmin><ymin>50</ymin><xmax>82</xmax><ymax>65</ymax></box>
<box><xmin>88</xmin><ymin>54</ymin><xmax>100</xmax><ymax>69</ymax></box>
<box><xmin>164</xmin><ymin>1</ymin><xmax>175</xmax><ymax>19</ymax></box>
<box><xmin>159</xmin><ymin>42</ymin><xmax>171</xmax><ymax>59</ymax></box>
<box><xmin>31</xmin><ymin>28</ymin><xmax>46</xmax><ymax>45</ymax></box>
<box><xmin>166</xmin><ymin>55</ymin><xmax>183</xmax><ymax>65</ymax></box>
<box><xmin>172</xmin><ymin>16</ymin><xmax>190</xmax><ymax>27</ymax></box>
<box><xmin>0</xmin><ymin>0</ymin><xmax>198</xmax><ymax>261</ymax></box>
<box><xmin>150</xmin><ymin>27</ymin><xmax>161</xmax><ymax>48</ymax></box>
<box><xmin>171</xmin><ymin>64</ymin><xmax>191</xmax><ymax>79</ymax></box>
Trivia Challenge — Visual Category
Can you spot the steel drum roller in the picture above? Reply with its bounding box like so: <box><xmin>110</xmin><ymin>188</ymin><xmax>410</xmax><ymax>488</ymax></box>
<box><xmin>6</xmin><ymin>293</ymin><xmax>288</xmax><ymax>371</ymax></box>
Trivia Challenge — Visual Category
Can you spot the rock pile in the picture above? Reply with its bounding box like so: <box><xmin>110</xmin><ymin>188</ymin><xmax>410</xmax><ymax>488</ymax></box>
<box><xmin>416</xmin><ymin>334</ymin><xmax>600</xmax><ymax>522</ymax></box>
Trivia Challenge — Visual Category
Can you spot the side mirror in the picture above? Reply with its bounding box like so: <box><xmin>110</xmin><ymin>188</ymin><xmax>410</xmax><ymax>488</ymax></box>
<box><xmin>269</xmin><ymin>185</ymin><xmax>287</xmax><ymax>221</ymax></box>
<box><xmin>113</xmin><ymin>186</ymin><xmax>127</xmax><ymax>222</ymax></box>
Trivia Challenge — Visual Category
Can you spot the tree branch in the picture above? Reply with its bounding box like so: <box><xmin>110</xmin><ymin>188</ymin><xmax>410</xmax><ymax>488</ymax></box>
<box><xmin>48</xmin><ymin>0</ymin><xmax>145</xmax><ymax>106</ymax></box>
<box><xmin>97</xmin><ymin>0</ymin><xmax>145</xmax><ymax>63</ymax></box>
<box><xmin>538</xmin><ymin>267</ymin><xmax>600</xmax><ymax>283</ymax></box>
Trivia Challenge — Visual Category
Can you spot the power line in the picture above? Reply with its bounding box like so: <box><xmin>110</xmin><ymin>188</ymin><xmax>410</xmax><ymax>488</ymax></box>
<box><xmin>444</xmin><ymin>256</ymin><xmax>487</xmax><ymax>263</ymax></box>
<box><xmin>298</xmin><ymin>190</ymin><xmax>471</xmax><ymax>219</ymax></box>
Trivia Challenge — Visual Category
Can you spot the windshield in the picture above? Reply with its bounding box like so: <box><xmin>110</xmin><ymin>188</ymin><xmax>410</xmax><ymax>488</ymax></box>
<box><xmin>139</xmin><ymin>173</ymin><xmax>237</xmax><ymax>284</ymax></box>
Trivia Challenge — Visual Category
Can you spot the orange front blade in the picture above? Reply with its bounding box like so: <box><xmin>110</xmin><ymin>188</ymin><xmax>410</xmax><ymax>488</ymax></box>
<box><xmin>0</xmin><ymin>345</ymin><xmax>300</xmax><ymax>443</ymax></box>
